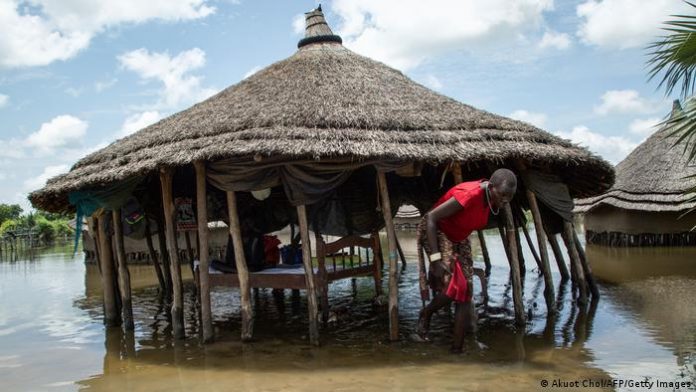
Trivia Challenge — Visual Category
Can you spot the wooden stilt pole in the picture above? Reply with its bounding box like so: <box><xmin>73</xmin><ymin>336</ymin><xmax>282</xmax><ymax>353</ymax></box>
<box><xmin>547</xmin><ymin>230</ymin><xmax>571</xmax><ymax>281</ymax></box>
<box><xmin>371</xmin><ymin>231</ymin><xmax>383</xmax><ymax>296</ymax></box>
<box><xmin>525</xmin><ymin>190</ymin><xmax>556</xmax><ymax>315</ymax></box>
<box><xmin>112</xmin><ymin>209</ymin><xmax>134</xmax><ymax>331</ymax></box>
<box><xmin>561</xmin><ymin>229</ymin><xmax>578</xmax><ymax>284</ymax></box>
<box><xmin>497</xmin><ymin>222</ymin><xmax>512</xmax><ymax>261</ymax></box>
<box><xmin>562</xmin><ymin>221</ymin><xmax>588</xmax><ymax>306</ymax></box>
<box><xmin>395</xmin><ymin>235</ymin><xmax>407</xmax><ymax>268</ymax></box>
<box><xmin>144</xmin><ymin>219</ymin><xmax>166</xmax><ymax>292</ymax></box>
<box><xmin>521</xmin><ymin>223</ymin><xmax>542</xmax><ymax>271</ymax></box>
<box><xmin>155</xmin><ymin>214</ymin><xmax>174</xmax><ymax>298</ymax></box>
<box><xmin>194</xmin><ymin>161</ymin><xmax>214</xmax><ymax>343</ymax></box>
<box><xmin>185</xmin><ymin>231</ymin><xmax>195</xmax><ymax>273</ymax></box>
<box><xmin>572</xmin><ymin>228</ymin><xmax>599</xmax><ymax>299</ymax></box>
<box><xmin>514</xmin><ymin>227</ymin><xmax>526</xmax><ymax>275</ymax></box>
<box><xmin>477</xmin><ymin>230</ymin><xmax>492</xmax><ymax>274</ymax></box>
<box><xmin>160</xmin><ymin>168</ymin><xmax>185</xmax><ymax>339</ymax></box>
<box><xmin>226</xmin><ymin>190</ymin><xmax>254</xmax><ymax>342</ymax></box>
<box><xmin>503</xmin><ymin>204</ymin><xmax>526</xmax><ymax>326</ymax></box>
<box><xmin>377</xmin><ymin>170</ymin><xmax>399</xmax><ymax>341</ymax></box>
<box><xmin>296</xmin><ymin>204</ymin><xmax>320</xmax><ymax>346</ymax></box>
<box><xmin>97</xmin><ymin>214</ymin><xmax>120</xmax><ymax>327</ymax></box>
<box><xmin>314</xmin><ymin>231</ymin><xmax>329</xmax><ymax>324</ymax></box>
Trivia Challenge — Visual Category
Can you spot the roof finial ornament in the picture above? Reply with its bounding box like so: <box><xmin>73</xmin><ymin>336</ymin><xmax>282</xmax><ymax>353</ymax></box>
<box><xmin>297</xmin><ymin>4</ymin><xmax>342</xmax><ymax>49</ymax></box>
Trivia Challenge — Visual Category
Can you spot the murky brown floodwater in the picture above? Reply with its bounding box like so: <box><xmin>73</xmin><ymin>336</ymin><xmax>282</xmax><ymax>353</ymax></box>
<box><xmin>1</xmin><ymin>229</ymin><xmax>695</xmax><ymax>391</ymax></box>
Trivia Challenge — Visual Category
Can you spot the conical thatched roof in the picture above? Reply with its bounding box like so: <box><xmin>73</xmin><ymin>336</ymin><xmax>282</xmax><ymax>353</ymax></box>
<box><xmin>576</xmin><ymin>100</ymin><xmax>696</xmax><ymax>213</ymax></box>
<box><xmin>29</xmin><ymin>6</ymin><xmax>613</xmax><ymax>213</ymax></box>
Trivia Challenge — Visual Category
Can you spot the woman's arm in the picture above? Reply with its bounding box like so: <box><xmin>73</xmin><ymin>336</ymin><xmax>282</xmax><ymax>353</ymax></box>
<box><xmin>424</xmin><ymin>197</ymin><xmax>463</xmax><ymax>256</ymax></box>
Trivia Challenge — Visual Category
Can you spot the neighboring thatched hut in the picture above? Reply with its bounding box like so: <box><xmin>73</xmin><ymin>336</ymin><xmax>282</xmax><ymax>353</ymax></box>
<box><xmin>29</xmin><ymin>6</ymin><xmax>613</xmax><ymax>345</ymax></box>
<box><xmin>576</xmin><ymin>100</ymin><xmax>696</xmax><ymax>247</ymax></box>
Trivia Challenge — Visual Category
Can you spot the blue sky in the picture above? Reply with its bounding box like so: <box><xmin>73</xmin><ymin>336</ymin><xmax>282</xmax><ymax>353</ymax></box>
<box><xmin>0</xmin><ymin>0</ymin><xmax>687</xmax><ymax>211</ymax></box>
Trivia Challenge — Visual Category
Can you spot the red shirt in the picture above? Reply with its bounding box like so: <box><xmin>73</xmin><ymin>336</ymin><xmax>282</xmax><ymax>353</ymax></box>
<box><xmin>432</xmin><ymin>179</ymin><xmax>490</xmax><ymax>243</ymax></box>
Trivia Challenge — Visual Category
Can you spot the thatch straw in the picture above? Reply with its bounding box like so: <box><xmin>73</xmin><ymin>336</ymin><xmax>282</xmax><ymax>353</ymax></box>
<box><xmin>29</xmin><ymin>6</ymin><xmax>614</xmax><ymax>213</ymax></box>
<box><xmin>576</xmin><ymin>100</ymin><xmax>696</xmax><ymax>213</ymax></box>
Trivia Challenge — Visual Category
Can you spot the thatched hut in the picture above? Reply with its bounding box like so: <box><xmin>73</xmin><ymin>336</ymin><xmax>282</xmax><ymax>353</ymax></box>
<box><xmin>576</xmin><ymin>100</ymin><xmax>696</xmax><ymax>247</ymax></box>
<box><xmin>29</xmin><ymin>6</ymin><xmax>613</xmax><ymax>345</ymax></box>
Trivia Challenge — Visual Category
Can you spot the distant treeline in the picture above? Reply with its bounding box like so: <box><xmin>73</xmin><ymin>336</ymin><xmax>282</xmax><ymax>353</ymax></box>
<box><xmin>0</xmin><ymin>203</ymin><xmax>73</xmax><ymax>246</ymax></box>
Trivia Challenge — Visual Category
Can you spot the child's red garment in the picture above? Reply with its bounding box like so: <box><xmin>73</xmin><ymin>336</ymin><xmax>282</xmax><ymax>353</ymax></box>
<box><xmin>445</xmin><ymin>258</ymin><xmax>473</xmax><ymax>303</ymax></box>
<box><xmin>432</xmin><ymin>179</ymin><xmax>490</xmax><ymax>243</ymax></box>
<box><xmin>262</xmin><ymin>235</ymin><xmax>281</xmax><ymax>266</ymax></box>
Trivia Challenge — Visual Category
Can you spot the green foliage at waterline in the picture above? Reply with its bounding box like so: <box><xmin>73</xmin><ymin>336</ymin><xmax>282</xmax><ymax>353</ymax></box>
<box><xmin>0</xmin><ymin>203</ymin><xmax>73</xmax><ymax>246</ymax></box>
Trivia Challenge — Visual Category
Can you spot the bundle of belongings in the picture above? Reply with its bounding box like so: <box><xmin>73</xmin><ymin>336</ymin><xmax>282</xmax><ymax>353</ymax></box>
<box><xmin>211</xmin><ymin>234</ymin><xmax>284</xmax><ymax>273</ymax></box>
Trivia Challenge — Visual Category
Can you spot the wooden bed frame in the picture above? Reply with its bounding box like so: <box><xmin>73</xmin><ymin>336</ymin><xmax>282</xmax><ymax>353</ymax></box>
<box><xmin>195</xmin><ymin>230</ymin><xmax>383</xmax><ymax>320</ymax></box>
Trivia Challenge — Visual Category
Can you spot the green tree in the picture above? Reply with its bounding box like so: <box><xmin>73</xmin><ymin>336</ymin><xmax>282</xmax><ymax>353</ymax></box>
<box><xmin>0</xmin><ymin>219</ymin><xmax>19</xmax><ymax>235</ymax></box>
<box><xmin>0</xmin><ymin>204</ymin><xmax>23</xmax><ymax>226</ymax></box>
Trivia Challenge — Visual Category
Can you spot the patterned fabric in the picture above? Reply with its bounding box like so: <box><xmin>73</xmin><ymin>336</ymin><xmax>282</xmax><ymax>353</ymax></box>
<box><xmin>416</xmin><ymin>215</ymin><xmax>474</xmax><ymax>302</ymax></box>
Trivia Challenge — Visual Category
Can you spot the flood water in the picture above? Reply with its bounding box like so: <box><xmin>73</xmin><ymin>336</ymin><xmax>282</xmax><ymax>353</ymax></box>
<box><xmin>1</xmin><ymin>229</ymin><xmax>695</xmax><ymax>391</ymax></box>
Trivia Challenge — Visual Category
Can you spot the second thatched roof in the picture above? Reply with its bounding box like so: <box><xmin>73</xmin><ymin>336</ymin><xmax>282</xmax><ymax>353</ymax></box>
<box><xmin>30</xmin><ymin>6</ymin><xmax>614</xmax><ymax>213</ymax></box>
<box><xmin>576</xmin><ymin>100</ymin><xmax>696</xmax><ymax>213</ymax></box>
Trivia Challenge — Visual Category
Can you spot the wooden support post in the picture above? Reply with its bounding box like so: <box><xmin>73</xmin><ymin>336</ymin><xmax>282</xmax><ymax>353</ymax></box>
<box><xmin>477</xmin><ymin>230</ymin><xmax>492</xmax><ymax>274</ymax></box>
<box><xmin>377</xmin><ymin>170</ymin><xmax>399</xmax><ymax>341</ymax></box>
<box><xmin>226</xmin><ymin>190</ymin><xmax>254</xmax><ymax>342</ymax></box>
<box><xmin>371</xmin><ymin>231</ymin><xmax>383</xmax><ymax>296</ymax></box>
<box><xmin>503</xmin><ymin>204</ymin><xmax>526</xmax><ymax>326</ymax></box>
<box><xmin>112</xmin><ymin>209</ymin><xmax>134</xmax><ymax>331</ymax></box>
<box><xmin>562</xmin><ymin>221</ymin><xmax>588</xmax><ymax>306</ymax></box>
<box><xmin>160</xmin><ymin>168</ymin><xmax>185</xmax><ymax>339</ymax></box>
<box><xmin>155</xmin><ymin>214</ymin><xmax>174</xmax><ymax>299</ymax></box>
<box><xmin>296</xmin><ymin>204</ymin><xmax>320</xmax><ymax>346</ymax></box>
<box><xmin>521</xmin><ymin>223</ymin><xmax>542</xmax><ymax>271</ymax></box>
<box><xmin>514</xmin><ymin>227</ymin><xmax>526</xmax><ymax>275</ymax></box>
<box><xmin>547</xmin><ymin>230</ymin><xmax>571</xmax><ymax>281</ymax></box>
<box><xmin>144</xmin><ymin>219</ymin><xmax>166</xmax><ymax>292</ymax></box>
<box><xmin>497</xmin><ymin>222</ymin><xmax>512</xmax><ymax>261</ymax></box>
<box><xmin>314</xmin><ymin>231</ymin><xmax>330</xmax><ymax>324</ymax></box>
<box><xmin>395</xmin><ymin>235</ymin><xmax>407</xmax><ymax>268</ymax></box>
<box><xmin>194</xmin><ymin>161</ymin><xmax>214</xmax><ymax>343</ymax></box>
<box><xmin>572</xmin><ymin>228</ymin><xmax>599</xmax><ymax>299</ymax></box>
<box><xmin>96</xmin><ymin>214</ymin><xmax>120</xmax><ymax>327</ymax></box>
<box><xmin>525</xmin><ymin>190</ymin><xmax>556</xmax><ymax>315</ymax></box>
<box><xmin>185</xmin><ymin>231</ymin><xmax>195</xmax><ymax>273</ymax></box>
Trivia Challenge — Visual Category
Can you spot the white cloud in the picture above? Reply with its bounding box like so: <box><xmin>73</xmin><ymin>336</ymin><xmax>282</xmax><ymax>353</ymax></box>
<box><xmin>594</xmin><ymin>89</ymin><xmax>652</xmax><ymax>115</ymax></box>
<box><xmin>422</xmin><ymin>74</ymin><xmax>444</xmax><ymax>91</ymax></box>
<box><xmin>23</xmin><ymin>164</ymin><xmax>70</xmax><ymax>192</ymax></box>
<box><xmin>0</xmin><ymin>94</ymin><xmax>7</xmax><ymax>108</ymax></box>
<box><xmin>243</xmin><ymin>65</ymin><xmax>262</xmax><ymax>79</ymax></box>
<box><xmin>509</xmin><ymin>109</ymin><xmax>547</xmax><ymax>128</ymax></box>
<box><xmin>95</xmin><ymin>78</ymin><xmax>118</xmax><ymax>92</ymax></box>
<box><xmin>0</xmin><ymin>139</ymin><xmax>24</xmax><ymax>159</ymax></box>
<box><xmin>629</xmin><ymin>117</ymin><xmax>661</xmax><ymax>136</ymax></box>
<box><xmin>555</xmin><ymin>125</ymin><xmax>637</xmax><ymax>164</ymax></box>
<box><xmin>331</xmin><ymin>0</ymin><xmax>554</xmax><ymax>71</ymax></box>
<box><xmin>119</xmin><ymin>111</ymin><xmax>161</xmax><ymax>137</ymax></box>
<box><xmin>0</xmin><ymin>0</ymin><xmax>215</xmax><ymax>68</ymax></box>
<box><xmin>118</xmin><ymin>47</ymin><xmax>217</xmax><ymax>109</ymax></box>
<box><xmin>576</xmin><ymin>0</ymin><xmax>689</xmax><ymax>49</ymax></box>
<box><xmin>25</xmin><ymin>115</ymin><xmax>88</xmax><ymax>154</ymax></box>
<box><xmin>538</xmin><ymin>30</ymin><xmax>571</xmax><ymax>50</ymax></box>
<box><xmin>292</xmin><ymin>13</ymin><xmax>306</xmax><ymax>34</ymax></box>
<box><xmin>64</xmin><ymin>86</ymin><xmax>84</xmax><ymax>97</ymax></box>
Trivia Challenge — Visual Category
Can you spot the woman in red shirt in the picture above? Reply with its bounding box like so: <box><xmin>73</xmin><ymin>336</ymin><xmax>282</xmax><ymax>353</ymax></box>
<box><xmin>415</xmin><ymin>168</ymin><xmax>517</xmax><ymax>353</ymax></box>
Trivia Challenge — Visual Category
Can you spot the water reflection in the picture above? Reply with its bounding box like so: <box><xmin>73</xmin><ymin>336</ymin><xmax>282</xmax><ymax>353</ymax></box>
<box><xmin>1</xmin><ymin>232</ymin><xmax>695</xmax><ymax>391</ymax></box>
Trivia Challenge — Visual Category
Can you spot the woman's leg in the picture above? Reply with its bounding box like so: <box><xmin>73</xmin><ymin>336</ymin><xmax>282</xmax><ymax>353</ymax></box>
<box><xmin>418</xmin><ymin>292</ymin><xmax>452</xmax><ymax>339</ymax></box>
